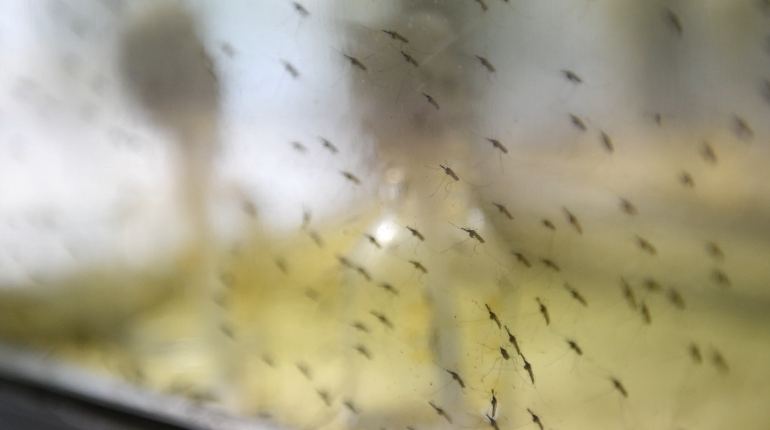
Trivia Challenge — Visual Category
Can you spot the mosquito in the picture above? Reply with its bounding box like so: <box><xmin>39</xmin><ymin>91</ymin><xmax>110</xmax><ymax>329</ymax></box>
<box><xmin>536</xmin><ymin>298</ymin><xmax>550</xmax><ymax>325</ymax></box>
<box><xmin>341</xmin><ymin>171</ymin><xmax>361</xmax><ymax>185</ymax></box>
<box><xmin>428</xmin><ymin>164</ymin><xmax>459</xmax><ymax>197</ymax></box>
<box><xmin>665</xmin><ymin>7</ymin><xmax>682</xmax><ymax>36</ymax></box>
<box><xmin>643</xmin><ymin>278</ymin><xmax>662</xmax><ymax>293</ymax></box>
<box><xmin>406</xmin><ymin>226</ymin><xmax>425</xmax><ymax>241</ymax></box>
<box><xmin>620</xmin><ymin>278</ymin><xmax>637</xmax><ymax>310</ymax></box>
<box><xmin>570</xmin><ymin>114</ymin><xmax>587</xmax><ymax>131</ymax></box>
<box><xmin>667</xmin><ymin>288</ymin><xmax>685</xmax><ymax>310</ymax></box>
<box><xmin>504</xmin><ymin>325</ymin><xmax>523</xmax><ymax>357</ymax></box>
<box><xmin>563</xmin><ymin>283</ymin><xmax>588</xmax><ymax>306</ymax></box>
<box><xmin>566</xmin><ymin>339</ymin><xmax>583</xmax><ymax>355</ymax></box>
<box><xmin>364</xmin><ymin>234</ymin><xmax>382</xmax><ymax>249</ymax></box>
<box><xmin>292</xmin><ymin>2</ymin><xmax>309</xmax><ymax>17</ymax></box>
<box><xmin>423</xmin><ymin>92</ymin><xmax>440</xmax><ymax>110</ymax></box>
<box><xmin>527</xmin><ymin>408</ymin><xmax>544</xmax><ymax>430</ymax></box>
<box><xmin>444</xmin><ymin>369</ymin><xmax>466</xmax><ymax>389</ymax></box>
<box><xmin>370</xmin><ymin>311</ymin><xmax>394</xmax><ymax>329</ymax></box>
<box><xmin>734</xmin><ymin>115</ymin><xmax>754</xmax><ymax>139</ymax></box>
<box><xmin>689</xmin><ymin>343</ymin><xmax>702</xmax><ymax>364</ymax></box>
<box><xmin>542</xmin><ymin>219</ymin><xmax>556</xmax><ymax>231</ymax></box>
<box><xmin>475</xmin><ymin>0</ymin><xmax>489</xmax><ymax>12</ymax></box>
<box><xmin>712</xmin><ymin>350</ymin><xmax>729</xmax><ymax>374</ymax></box>
<box><xmin>356</xmin><ymin>266</ymin><xmax>372</xmax><ymax>282</ymax></box>
<box><xmin>541</xmin><ymin>258</ymin><xmax>560</xmax><ymax>272</ymax></box>
<box><xmin>512</xmin><ymin>252</ymin><xmax>532</xmax><ymax>268</ymax></box>
<box><xmin>383</xmin><ymin>30</ymin><xmax>409</xmax><ymax>44</ymax></box>
<box><xmin>490</xmin><ymin>390</ymin><xmax>498</xmax><ymax>417</ymax></box>
<box><xmin>486</xmin><ymin>138</ymin><xmax>509</xmax><ymax>154</ymax></box>
<box><xmin>319</xmin><ymin>137</ymin><xmax>338</xmax><ymax>154</ymax></box>
<box><xmin>680</xmin><ymin>171</ymin><xmax>695</xmax><ymax>188</ymax></box>
<box><xmin>343</xmin><ymin>400</ymin><xmax>360</xmax><ymax>414</ymax></box>
<box><xmin>611</xmin><ymin>377</ymin><xmax>628</xmax><ymax>398</ymax></box>
<box><xmin>316</xmin><ymin>389</ymin><xmax>331</xmax><ymax>406</ymax></box>
<box><xmin>379</xmin><ymin>283</ymin><xmax>399</xmax><ymax>295</ymax></box>
<box><xmin>400</xmin><ymin>51</ymin><xmax>419</xmax><ymax>67</ymax></box>
<box><xmin>523</xmin><ymin>357</ymin><xmax>535</xmax><ymax>385</ymax></box>
<box><xmin>291</xmin><ymin>141</ymin><xmax>307</xmax><ymax>153</ymax></box>
<box><xmin>562</xmin><ymin>69</ymin><xmax>582</xmax><ymax>84</ymax></box>
<box><xmin>453</xmin><ymin>224</ymin><xmax>485</xmax><ymax>244</ymax></box>
<box><xmin>600</xmin><ymin>131</ymin><xmax>614</xmax><ymax>153</ymax></box>
<box><xmin>409</xmin><ymin>260</ymin><xmax>428</xmax><ymax>274</ymax></box>
<box><xmin>701</xmin><ymin>142</ymin><xmax>717</xmax><ymax>164</ymax></box>
<box><xmin>640</xmin><ymin>302</ymin><xmax>652</xmax><ymax>325</ymax></box>
<box><xmin>485</xmin><ymin>304</ymin><xmax>502</xmax><ymax>329</ymax></box>
<box><xmin>353</xmin><ymin>344</ymin><xmax>372</xmax><ymax>360</ymax></box>
<box><xmin>706</xmin><ymin>241</ymin><xmax>725</xmax><ymax>260</ymax></box>
<box><xmin>564</xmin><ymin>207</ymin><xmax>583</xmax><ymax>234</ymax></box>
<box><xmin>429</xmin><ymin>401</ymin><xmax>452</xmax><ymax>424</ymax></box>
<box><xmin>636</xmin><ymin>236</ymin><xmax>657</xmax><ymax>255</ymax></box>
<box><xmin>493</xmin><ymin>202</ymin><xmax>513</xmax><ymax>220</ymax></box>
<box><xmin>712</xmin><ymin>268</ymin><xmax>731</xmax><ymax>288</ymax></box>
<box><xmin>476</xmin><ymin>55</ymin><xmax>496</xmax><ymax>73</ymax></box>
<box><xmin>281</xmin><ymin>60</ymin><xmax>300</xmax><ymax>79</ymax></box>
<box><xmin>620</xmin><ymin>198</ymin><xmax>637</xmax><ymax>215</ymax></box>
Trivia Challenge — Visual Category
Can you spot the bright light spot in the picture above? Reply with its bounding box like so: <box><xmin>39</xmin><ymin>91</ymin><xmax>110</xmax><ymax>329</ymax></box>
<box><xmin>375</xmin><ymin>219</ymin><xmax>399</xmax><ymax>244</ymax></box>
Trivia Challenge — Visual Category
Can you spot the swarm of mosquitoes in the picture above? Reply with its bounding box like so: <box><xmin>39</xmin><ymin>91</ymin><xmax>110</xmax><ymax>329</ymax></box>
<box><xmin>34</xmin><ymin>0</ymin><xmax>759</xmax><ymax>428</ymax></box>
<box><xmin>183</xmin><ymin>1</ymin><xmax>769</xmax><ymax>428</ymax></box>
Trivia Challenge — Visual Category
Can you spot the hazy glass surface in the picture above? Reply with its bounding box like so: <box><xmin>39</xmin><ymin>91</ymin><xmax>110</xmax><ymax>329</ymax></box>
<box><xmin>0</xmin><ymin>0</ymin><xmax>769</xmax><ymax>429</ymax></box>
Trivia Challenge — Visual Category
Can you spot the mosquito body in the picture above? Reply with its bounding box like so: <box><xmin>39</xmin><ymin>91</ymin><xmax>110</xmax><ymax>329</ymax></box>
<box><xmin>665</xmin><ymin>7</ymin><xmax>682</xmax><ymax>36</ymax></box>
<box><xmin>400</xmin><ymin>51</ymin><xmax>419</xmax><ymax>67</ymax></box>
<box><xmin>566</xmin><ymin>339</ymin><xmax>583</xmax><ymax>355</ymax></box>
<box><xmin>406</xmin><ymin>226</ymin><xmax>426</xmax><ymax>241</ymax></box>
<box><xmin>570</xmin><ymin>114</ymin><xmax>587</xmax><ymax>131</ymax></box>
<box><xmin>536</xmin><ymin>298</ymin><xmax>550</xmax><ymax>325</ymax></box>
<box><xmin>292</xmin><ymin>2</ymin><xmax>309</xmax><ymax>17</ymax></box>
<box><xmin>667</xmin><ymin>288</ymin><xmax>685</xmax><ymax>310</ymax></box>
<box><xmin>513</xmin><ymin>252</ymin><xmax>532</xmax><ymax>268</ymax></box>
<box><xmin>353</xmin><ymin>344</ymin><xmax>371</xmax><ymax>359</ymax></box>
<box><xmin>429</xmin><ymin>402</ymin><xmax>452</xmax><ymax>423</ymax></box>
<box><xmin>364</xmin><ymin>234</ymin><xmax>382</xmax><ymax>249</ymax></box>
<box><xmin>493</xmin><ymin>203</ymin><xmax>513</xmax><ymax>220</ymax></box>
<box><xmin>563</xmin><ymin>283</ymin><xmax>588</xmax><ymax>306</ymax></box>
<box><xmin>541</xmin><ymin>258</ymin><xmax>560</xmax><ymax>272</ymax></box>
<box><xmin>423</xmin><ymin>92</ymin><xmax>440</xmax><ymax>110</ymax></box>
<box><xmin>504</xmin><ymin>326</ymin><xmax>523</xmax><ymax>357</ymax></box>
<box><xmin>527</xmin><ymin>408</ymin><xmax>544</xmax><ymax>430</ymax></box>
<box><xmin>636</xmin><ymin>236</ymin><xmax>657</xmax><ymax>255</ymax></box>
<box><xmin>319</xmin><ymin>137</ymin><xmax>338</xmax><ymax>153</ymax></box>
<box><xmin>680</xmin><ymin>171</ymin><xmax>695</xmax><ymax>187</ymax></box>
<box><xmin>445</xmin><ymin>369</ymin><xmax>465</xmax><ymax>389</ymax></box>
<box><xmin>486</xmin><ymin>138</ymin><xmax>509</xmax><ymax>154</ymax></box>
<box><xmin>485</xmin><ymin>304</ymin><xmax>502</xmax><ymax>329</ymax></box>
<box><xmin>702</xmin><ymin>142</ymin><xmax>717</xmax><ymax>164</ymax></box>
<box><xmin>562</xmin><ymin>69</ymin><xmax>582</xmax><ymax>83</ymax></box>
<box><xmin>620</xmin><ymin>278</ymin><xmax>637</xmax><ymax>310</ymax></box>
<box><xmin>370</xmin><ymin>311</ymin><xmax>394</xmax><ymax>329</ymax></box>
<box><xmin>409</xmin><ymin>260</ymin><xmax>428</xmax><ymax>274</ymax></box>
<box><xmin>523</xmin><ymin>356</ymin><xmax>535</xmax><ymax>385</ymax></box>
<box><xmin>341</xmin><ymin>171</ymin><xmax>361</xmax><ymax>185</ymax></box>
<box><xmin>620</xmin><ymin>198</ymin><xmax>637</xmax><ymax>215</ymax></box>
<box><xmin>600</xmin><ymin>131</ymin><xmax>614</xmax><ymax>153</ymax></box>
<box><xmin>476</xmin><ymin>55</ymin><xmax>496</xmax><ymax>72</ymax></box>
<box><xmin>281</xmin><ymin>60</ymin><xmax>300</xmax><ymax>78</ymax></box>
<box><xmin>382</xmin><ymin>30</ymin><xmax>409</xmax><ymax>43</ymax></box>
<box><xmin>611</xmin><ymin>378</ymin><xmax>628</xmax><ymax>397</ymax></box>
<box><xmin>564</xmin><ymin>207</ymin><xmax>582</xmax><ymax>234</ymax></box>
<box><xmin>542</xmin><ymin>219</ymin><xmax>556</xmax><ymax>231</ymax></box>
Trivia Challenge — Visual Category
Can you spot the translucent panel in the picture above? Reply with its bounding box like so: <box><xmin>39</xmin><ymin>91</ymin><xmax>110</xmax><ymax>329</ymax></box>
<box><xmin>0</xmin><ymin>0</ymin><xmax>769</xmax><ymax>429</ymax></box>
